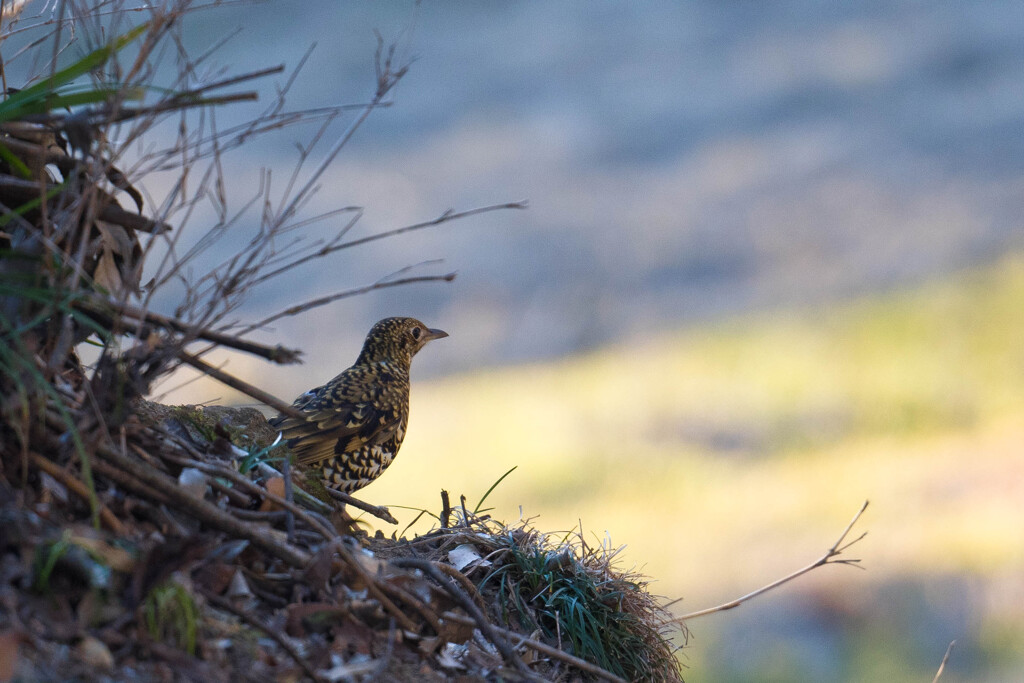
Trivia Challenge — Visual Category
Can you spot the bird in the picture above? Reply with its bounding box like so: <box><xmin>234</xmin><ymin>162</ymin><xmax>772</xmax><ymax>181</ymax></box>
<box><xmin>268</xmin><ymin>317</ymin><xmax>448</xmax><ymax>493</ymax></box>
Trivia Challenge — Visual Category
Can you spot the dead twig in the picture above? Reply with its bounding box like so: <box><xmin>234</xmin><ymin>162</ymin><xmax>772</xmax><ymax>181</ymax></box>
<box><xmin>152</xmin><ymin>441</ymin><xmax>337</xmax><ymax>541</ymax></box>
<box><xmin>247</xmin><ymin>273</ymin><xmax>456</xmax><ymax>333</ymax></box>
<box><xmin>0</xmin><ymin>174</ymin><xmax>171</xmax><ymax>233</ymax></box>
<box><xmin>28</xmin><ymin>451</ymin><xmax>124</xmax><ymax>534</ymax></box>
<box><xmin>77</xmin><ymin>297</ymin><xmax>303</xmax><ymax>364</ymax></box>
<box><xmin>88</xmin><ymin>439</ymin><xmax>311</xmax><ymax>568</ymax></box>
<box><xmin>425</xmin><ymin>560</ymin><xmax>486</xmax><ymax>612</ymax></box>
<box><xmin>198</xmin><ymin>587</ymin><xmax>325</xmax><ymax>683</ymax></box>
<box><xmin>373</xmin><ymin>571</ymin><xmax>443</xmax><ymax>635</ymax></box>
<box><xmin>323</xmin><ymin>486</ymin><xmax>398</xmax><ymax>525</ymax></box>
<box><xmin>90</xmin><ymin>457</ymin><xmax>171</xmax><ymax>507</ymax></box>
<box><xmin>440</xmin><ymin>489</ymin><xmax>451</xmax><ymax>529</ymax></box>
<box><xmin>392</xmin><ymin>557</ymin><xmax>540</xmax><ymax>682</ymax></box>
<box><xmin>671</xmin><ymin>500</ymin><xmax>870</xmax><ymax>621</ymax></box>
<box><xmin>175</xmin><ymin>351</ymin><xmax>304</xmax><ymax>419</ymax></box>
<box><xmin>252</xmin><ymin>201</ymin><xmax>528</xmax><ymax>289</ymax></box>
<box><xmin>329</xmin><ymin>541</ymin><xmax>419</xmax><ymax>633</ymax></box>
<box><xmin>439</xmin><ymin>610</ymin><xmax>628</xmax><ymax>683</ymax></box>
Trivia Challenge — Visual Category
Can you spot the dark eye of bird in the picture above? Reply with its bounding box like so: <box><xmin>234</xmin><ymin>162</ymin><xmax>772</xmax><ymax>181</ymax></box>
<box><xmin>411</xmin><ymin>326</ymin><xmax>422</xmax><ymax>340</ymax></box>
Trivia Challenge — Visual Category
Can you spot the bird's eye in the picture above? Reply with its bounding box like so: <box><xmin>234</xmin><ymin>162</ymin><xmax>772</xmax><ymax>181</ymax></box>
<box><xmin>411</xmin><ymin>326</ymin><xmax>422</xmax><ymax>340</ymax></box>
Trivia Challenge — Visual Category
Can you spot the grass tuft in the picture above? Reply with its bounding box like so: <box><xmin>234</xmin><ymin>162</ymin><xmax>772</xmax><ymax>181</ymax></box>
<box><xmin>479</xmin><ymin>521</ymin><xmax>686</xmax><ymax>682</ymax></box>
<box><xmin>143</xmin><ymin>580</ymin><xmax>200</xmax><ymax>656</ymax></box>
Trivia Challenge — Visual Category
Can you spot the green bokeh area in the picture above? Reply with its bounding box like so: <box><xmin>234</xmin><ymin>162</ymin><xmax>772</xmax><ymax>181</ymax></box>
<box><xmin>370</xmin><ymin>254</ymin><xmax>1024</xmax><ymax>681</ymax></box>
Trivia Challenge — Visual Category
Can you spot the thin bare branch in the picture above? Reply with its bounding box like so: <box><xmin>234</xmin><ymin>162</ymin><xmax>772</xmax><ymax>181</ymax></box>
<box><xmin>255</xmin><ymin>201</ymin><xmax>528</xmax><ymax>286</ymax></box>
<box><xmin>157</xmin><ymin>447</ymin><xmax>337</xmax><ymax>542</ymax></box>
<box><xmin>671</xmin><ymin>500</ymin><xmax>870</xmax><ymax>622</ymax></box>
<box><xmin>198</xmin><ymin>587</ymin><xmax>325</xmax><ymax>683</ymax></box>
<box><xmin>440</xmin><ymin>611</ymin><xmax>628</xmax><ymax>683</ymax></box>
<box><xmin>322</xmin><ymin>486</ymin><xmax>398</xmax><ymax>525</ymax></box>
<box><xmin>0</xmin><ymin>174</ymin><xmax>171</xmax><ymax>233</ymax></box>
<box><xmin>245</xmin><ymin>273</ymin><xmax>456</xmax><ymax>333</ymax></box>
<box><xmin>29</xmin><ymin>451</ymin><xmax>125</xmax><ymax>534</ymax></box>
<box><xmin>77</xmin><ymin>296</ymin><xmax>304</xmax><ymax>364</ymax></box>
<box><xmin>326</xmin><ymin>539</ymin><xmax>420</xmax><ymax>633</ymax></box>
<box><xmin>89</xmin><ymin>439</ymin><xmax>311</xmax><ymax>568</ymax></box>
<box><xmin>175</xmin><ymin>350</ymin><xmax>304</xmax><ymax>419</ymax></box>
<box><xmin>271</xmin><ymin>39</ymin><xmax>410</xmax><ymax>229</ymax></box>
<box><xmin>392</xmin><ymin>557</ymin><xmax>542</xmax><ymax>682</ymax></box>
<box><xmin>180</xmin><ymin>64</ymin><xmax>285</xmax><ymax>96</ymax></box>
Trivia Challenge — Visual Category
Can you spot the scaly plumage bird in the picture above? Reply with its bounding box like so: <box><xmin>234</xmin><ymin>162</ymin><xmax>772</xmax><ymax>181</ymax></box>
<box><xmin>269</xmin><ymin>317</ymin><xmax>448</xmax><ymax>493</ymax></box>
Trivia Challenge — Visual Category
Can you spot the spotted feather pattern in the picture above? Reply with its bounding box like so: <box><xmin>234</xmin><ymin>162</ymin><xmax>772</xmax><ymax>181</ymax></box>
<box><xmin>268</xmin><ymin>318</ymin><xmax>445</xmax><ymax>493</ymax></box>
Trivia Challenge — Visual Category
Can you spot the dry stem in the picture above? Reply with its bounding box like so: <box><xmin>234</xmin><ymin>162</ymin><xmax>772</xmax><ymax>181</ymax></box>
<box><xmin>88</xmin><ymin>439</ymin><xmax>311</xmax><ymax>568</ymax></box>
<box><xmin>392</xmin><ymin>557</ymin><xmax>541</xmax><ymax>681</ymax></box>
<box><xmin>199</xmin><ymin>587</ymin><xmax>325</xmax><ymax>683</ymax></box>
<box><xmin>671</xmin><ymin>500</ymin><xmax>870</xmax><ymax>622</ymax></box>
<box><xmin>439</xmin><ymin>611</ymin><xmax>628</xmax><ymax>683</ymax></box>
<box><xmin>28</xmin><ymin>451</ymin><xmax>124</xmax><ymax>534</ymax></box>
<box><xmin>78</xmin><ymin>297</ymin><xmax>303</xmax><ymax>364</ymax></box>
<box><xmin>323</xmin><ymin>486</ymin><xmax>398</xmax><ymax>525</ymax></box>
<box><xmin>175</xmin><ymin>351</ymin><xmax>304</xmax><ymax>419</ymax></box>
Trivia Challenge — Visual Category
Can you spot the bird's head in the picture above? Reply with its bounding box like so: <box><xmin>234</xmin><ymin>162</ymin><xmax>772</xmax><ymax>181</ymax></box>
<box><xmin>356</xmin><ymin>317</ymin><xmax>448</xmax><ymax>366</ymax></box>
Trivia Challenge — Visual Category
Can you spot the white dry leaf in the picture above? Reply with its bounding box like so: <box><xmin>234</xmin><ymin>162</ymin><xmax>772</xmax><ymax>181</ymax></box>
<box><xmin>77</xmin><ymin>636</ymin><xmax>114</xmax><ymax>670</ymax></box>
<box><xmin>448</xmin><ymin>543</ymin><xmax>490</xmax><ymax>572</ymax></box>
<box><xmin>227</xmin><ymin>569</ymin><xmax>253</xmax><ymax>599</ymax></box>
<box><xmin>436</xmin><ymin>642</ymin><xmax>468</xmax><ymax>670</ymax></box>
<box><xmin>177</xmin><ymin>467</ymin><xmax>208</xmax><ymax>498</ymax></box>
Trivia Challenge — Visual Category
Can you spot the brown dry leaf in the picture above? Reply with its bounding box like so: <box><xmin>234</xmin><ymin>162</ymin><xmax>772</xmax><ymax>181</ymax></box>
<box><xmin>302</xmin><ymin>545</ymin><xmax>334</xmax><ymax>594</ymax></box>
<box><xmin>435</xmin><ymin>617</ymin><xmax>475</xmax><ymax>646</ymax></box>
<box><xmin>77</xmin><ymin>635</ymin><xmax>114</xmax><ymax>670</ymax></box>
<box><xmin>95</xmin><ymin>220</ymin><xmax>136</xmax><ymax>257</ymax></box>
<box><xmin>194</xmin><ymin>562</ymin><xmax>235</xmax><ymax>596</ymax></box>
<box><xmin>92</xmin><ymin>249</ymin><xmax>123</xmax><ymax>293</ymax></box>
<box><xmin>94</xmin><ymin>220</ymin><xmax>142</xmax><ymax>293</ymax></box>
<box><xmin>259</xmin><ymin>477</ymin><xmax>285</xmax><ymax>511</ymax></box>
<box><xmin>0</xmin><ymin>630</ymin><xmax>21</xmax><ymax>683</ymax></box>
<box><xmin>330</xmin><ymin>618</ymin><xmax>375</xmax><ymax>656</ymax></box>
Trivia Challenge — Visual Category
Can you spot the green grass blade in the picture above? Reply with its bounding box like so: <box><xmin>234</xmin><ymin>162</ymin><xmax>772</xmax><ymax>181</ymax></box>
<box><xmin>0</xmin><ymin>22</ymin><xmax>148</xmax><ymax>121</ymax></box>
<box><xmin>473</xmin><ymin>465</ymin><xmax>517</xmax><ymax>514</ymax></box>
<box><xmin>0</xmin><ymin>143</ymin><xmax>32</xmax><ymax>178</ymax></box>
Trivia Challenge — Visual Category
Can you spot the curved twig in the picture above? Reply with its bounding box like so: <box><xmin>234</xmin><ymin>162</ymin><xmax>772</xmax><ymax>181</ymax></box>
<box><xmin>199</xmin><ymin>587</ymin><xmax>325</xmax><ymax>683</ymax></box>
<box><xmin>28</xmin><ymin>451</ymin><xmax>124</xmax><ymax>534</ymax></box>
<box><xmin>671</xmin><ymin>500</ymin><xmax>870</xmax><ymax>622</ymax></box>
<box><xmin>391</xmin><ymin>557</ymin><xmax>542</xmax><ymax>682</ymax></box>
<box><xmin>439</xmin><ymin>610</ymin><xmax>627</xmax><ymax>683</ymax></box>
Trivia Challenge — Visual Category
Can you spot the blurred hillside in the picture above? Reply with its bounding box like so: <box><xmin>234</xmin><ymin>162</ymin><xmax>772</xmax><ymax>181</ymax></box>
<box><xmin>89</xmin><ymin>0</ymin><xmax>1024</xmax><ymax>404</ymax></box>
<box><xmin>2</xmin><ymin>2</ymin><xmax>1021</xmax><ymax>680</ymax></box>
<box><xmin>359</xmin><ymin>254</ymin><xmax>1024</xmax><ymax>681</ymax></box>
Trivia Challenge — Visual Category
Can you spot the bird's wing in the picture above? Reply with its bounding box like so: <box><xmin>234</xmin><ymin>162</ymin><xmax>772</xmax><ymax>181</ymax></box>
<box><xmin>269</xmin><ymin>366</ymin><xmax>405</xmax><ymax>467</ymax></box>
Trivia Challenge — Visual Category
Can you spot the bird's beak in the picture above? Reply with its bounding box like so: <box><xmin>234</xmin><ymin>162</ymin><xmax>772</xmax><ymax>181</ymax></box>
<box><xmin>425</xmin><ymin>328</ymin><xmax>449</xmax><ymax>342</ymax></box>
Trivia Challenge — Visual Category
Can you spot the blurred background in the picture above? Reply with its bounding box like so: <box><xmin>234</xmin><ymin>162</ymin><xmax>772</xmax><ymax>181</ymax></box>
<box><xmin>15</xmin><ymin>1</ymin><xmax>1024</xmax><ymax>679</ymax></box>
